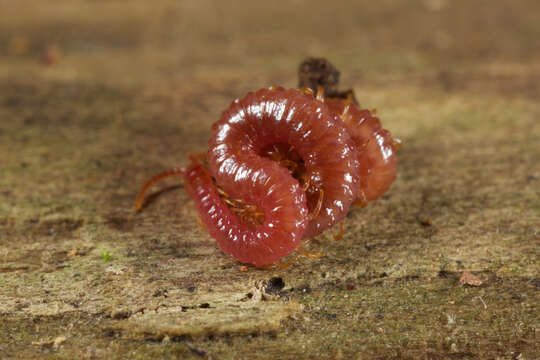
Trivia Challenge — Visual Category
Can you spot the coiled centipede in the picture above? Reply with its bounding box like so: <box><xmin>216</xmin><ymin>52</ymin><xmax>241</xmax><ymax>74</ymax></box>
<box><xmin>135</xmin><ymin>84</ymin><xmax>398</xmax><ymax>267</ymax></box>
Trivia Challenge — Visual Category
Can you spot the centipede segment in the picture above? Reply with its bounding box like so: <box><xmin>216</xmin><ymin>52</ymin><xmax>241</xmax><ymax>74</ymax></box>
<box><xmin>135</xmin><ymin>85</ymin><xmax>399</xmax><ymax>267</ymax></box>
<box><xmin>325</xmin><ymin>98</ymin><xmax>399</xmax><ymax>203</ymax></box>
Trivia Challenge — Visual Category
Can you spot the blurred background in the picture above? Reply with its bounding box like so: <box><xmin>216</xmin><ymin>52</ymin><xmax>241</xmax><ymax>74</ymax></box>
<box><xmin>2</xmin><ymin>0</ymin><xmax>539</xmax><ymax>84</ymax></box>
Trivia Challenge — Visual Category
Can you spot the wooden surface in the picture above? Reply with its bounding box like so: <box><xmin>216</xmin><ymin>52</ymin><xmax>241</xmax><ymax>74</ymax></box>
<box><xmin>0</xmin><ymin>1</ymin><xmax>538</xmax><ymax>359</ymax></box>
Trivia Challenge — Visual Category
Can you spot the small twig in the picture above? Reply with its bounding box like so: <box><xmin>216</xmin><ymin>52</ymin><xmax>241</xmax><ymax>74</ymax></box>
<box><xmin>477</xmin><ymin>296</ymin><xmax>487</xmax><ymax>309</ymax></box>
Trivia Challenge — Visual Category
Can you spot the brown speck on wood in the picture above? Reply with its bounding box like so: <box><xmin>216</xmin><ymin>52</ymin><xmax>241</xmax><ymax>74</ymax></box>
<box><xmin>459</xmin><ymin>272</ymin><xmax>483</xmax><ymax>286</ymax></box>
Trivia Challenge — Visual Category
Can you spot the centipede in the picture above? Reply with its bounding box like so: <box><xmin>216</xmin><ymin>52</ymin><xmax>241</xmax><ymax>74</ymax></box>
<box><xmin>135</xmin><ymin>59</ymin><xmax>399</xmax><ymax>267</ymax></box>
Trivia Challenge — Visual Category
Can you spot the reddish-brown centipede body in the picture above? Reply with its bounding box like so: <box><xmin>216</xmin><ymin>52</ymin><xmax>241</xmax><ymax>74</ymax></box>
<box><xmin>135</xmin><ymin>84</ymin><xmax>398</xmax><ymax>267</ymax></box>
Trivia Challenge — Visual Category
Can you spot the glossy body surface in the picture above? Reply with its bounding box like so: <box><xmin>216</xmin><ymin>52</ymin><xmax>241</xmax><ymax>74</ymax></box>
<box><xmin>181</xmin><ymin>87</ymin><xmax>398</xmax><ymax>266</ymax></box>
<box><xmin>325</xmin><ymin>98</ymin><xmax>398</xmax><ymax>203</ymax></box>
<box><xmin>190</xmin><ymin>88</ymin><xmax>361</xmax><ymax>266</ymax></box>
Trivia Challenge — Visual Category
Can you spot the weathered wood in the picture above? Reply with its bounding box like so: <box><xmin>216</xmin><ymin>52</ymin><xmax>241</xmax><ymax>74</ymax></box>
<box><xmin>1</xmin><ymin>1</ymin><xmax>538</xmax><ymax>358</ymax></box>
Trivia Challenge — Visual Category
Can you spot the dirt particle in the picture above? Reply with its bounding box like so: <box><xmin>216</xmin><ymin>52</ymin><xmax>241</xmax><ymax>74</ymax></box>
<box><xmin>187</xmin><ymin>344</ymin><xmax>206</xmax><ymax>358</ymax></box>
<box><xmin>103</xmin><ymin>329</ymin><xmax>115</xmax><ymax>337</ymax></box>
<box><xmin>326</xmin><ymin>313</ymin><xmax>338</xmax><ymax>320</ymax></box>
<box><xmin>459</xmin><ymin>272</ymin><xmax>483</xmax><ymax>286</ymax></box>
<box><xmin>153</xmin><ymin>289</ymin><xmax>168</xmax><ymax>298</ymax></box>
<box><xmin>31</xmin><ymin>335</ymin><xmax>67</xmax><ymax>350</ymax></box>
<box><xmin>111</xmin><ymin>309</ymin><xmax>132</xmax><ymax>319</ymax></box>
<box><xmin>265</xmin><ymin>277</ymin><xmax>285</xmax><ymax>294</ymax></box>
<box><xmin>418</xmin><ymin>216</ymin><xmax>433</xmax><ymax>226</ymax></box>
<box><xmin>41</xmin><ymin>44</ymin><xmax>62</xmax><ymax>66</ymax></box>
<box><xmin>297</xmin><ymin>285</ymin><xmax>312</xmax><ymax>294</ymax></box>
<box><xmin>297</xmin><ymin>57</ymin><xmax>358</xmax><ymax>104</ymax></box>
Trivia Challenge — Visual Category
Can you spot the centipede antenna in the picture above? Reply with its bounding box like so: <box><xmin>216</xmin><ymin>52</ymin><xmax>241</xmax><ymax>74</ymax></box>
<box><xmin>296</xmin><ymin>246</ymin><xmax>325</xmax><ymax>259</ymax></box>
<box><xmin>134</xmin><ymin>167</ymin><xmax>186</xmax><ymax>211</ymax></box>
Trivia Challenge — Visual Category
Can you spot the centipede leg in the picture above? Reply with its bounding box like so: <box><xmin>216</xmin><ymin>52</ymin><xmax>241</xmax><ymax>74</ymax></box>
<box><xmin>299</xmin><ymin>86</ymin><xmax>314</xmax><ymax>96</ymax></box>
<box><xmin>257</xmin><ymin>239</ymin><xmax>324</xmax><ymax>270</ymax></box>
<box><xmin>316</xmin><ymin>87</ymin><xmax>325</xmax><ymax>101</ymax></box>
<box><xmin>296</xmin><ymin>240</ymin><xmax>325</xmax><ymax>259</ymax></box>
<box><xmin>332</xmin><ymin>221</ymin><xmax>345</xmax><ymax>241</ymax></box>
<box><xmin>134</xmin><ymin>168</ymin><xmax>186</xmax><ymax>211</ymax></box>
<box><xmin>302</xmin><ymin>179</ymin><xmax>310</xmax><ymax>192</ymax></box>
<box><xmin>353</xmin><ymin>190</ymin><xmax>368</xmax><ymax>209</ymax></box>
<box><xmin>345</xmin><ymin>92</ymin><xmax>354</xmax><ymax>105</ymax></box>
<box><xmin>258</xmin><ymin>254</ymin><xmax>299</xmax><ymax>270</ymax></box>
<box><xmin>308</xmin><ymin>188</ymin><xmax>324</xmax><ymax>221</ymax></box>
<box><xmin>341</xmin><ymin>103</ymin><xmax>351</xmax><ymax>119</ymax></box>
<box><xmin>197</xmin><ymin>215</ymin><xmax>206</xmax><ymax>230</ymax></box>
<box><xmin>393</xmin><ymin>138</ymin><xmax>403</xmax><ymax>152</ymax></box>
<box><xmin>274</xmin><ymin>256</ymin><xmax>300</xmax><ymax>268</ymax></box>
